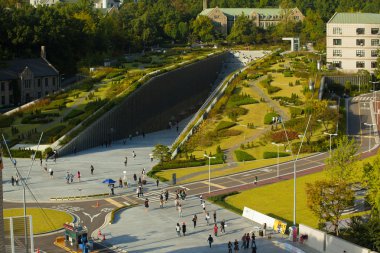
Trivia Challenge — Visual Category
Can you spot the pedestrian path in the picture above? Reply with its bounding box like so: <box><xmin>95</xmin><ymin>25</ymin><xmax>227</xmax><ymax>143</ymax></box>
<box><xmin>352</xmin><ymin>96</ymin><xmax>373</xmax><ymax>102</ymax></box>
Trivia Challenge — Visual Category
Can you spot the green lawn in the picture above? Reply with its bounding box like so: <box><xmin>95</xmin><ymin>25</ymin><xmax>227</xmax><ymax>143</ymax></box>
<box><xmin>3</xmin><ymin>208</ymin><xmax>73</xmax><ymax>234</ymax></box>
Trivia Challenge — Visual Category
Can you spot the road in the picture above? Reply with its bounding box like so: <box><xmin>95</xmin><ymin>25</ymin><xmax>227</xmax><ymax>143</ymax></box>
<box><xmin>3</xmin><ymin>93</ymin><xmax>379</xmax><ymax>252</ymax></box>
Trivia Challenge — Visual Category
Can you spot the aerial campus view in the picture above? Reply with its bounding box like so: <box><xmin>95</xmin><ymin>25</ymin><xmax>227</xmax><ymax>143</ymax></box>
<box><xmin>0</xmin><ymin>0</ymin><xmax>379</xmax><ymax>253</ymax></box>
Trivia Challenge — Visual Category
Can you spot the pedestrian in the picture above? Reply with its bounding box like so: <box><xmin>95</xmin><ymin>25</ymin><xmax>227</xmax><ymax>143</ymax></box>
<box><xmin>149</xmin><ymin>153</ymin><xmax>153</xmax><ymax>162</ymax></box>
<box><xmin>138</xmin><ymin>177</ymin><xmax>142</xmax><ymax>184</ymax></box>
<box><xmin>165</xmin><ymin>190</ymin><xmax>169</xmax><ymax>202</ymax></box>
<box><xmin>254</xmin><ymin>176</ymin><xmax>258</xmax><ymax>185</ymax></box>
<box><xmin>77</xmin><ymin>171</ymin><xmax>81</xmax><ymax>182</ymax></box>
<box><xmin>176</xmin><ymin>223</ymin><xmax>181</xmax><ymax>237</ymax></box>
<box><xmin>220</xmin><ymin>219</ymin><xmax>226</xmax><ymax>233</ymax></box>
<box><xmin>160</xmin><ymin>193</ymin><xmax>164</xmax><ymax>208</ymax></box>
<box><xmin>251</xmin><ymin>239</ymin><xmax>257</xmax><ymax>253</ymax></box>
<box><xmin>90</xmin><ymin>165</ymin><xmax>94</xmax><ymax>175</ymax></box>
<box><xmin>11</xmin><ymin>176</ymin><xmax>15</xmax><ymax>186</ymax></box>
<box><xmin>142</xmin><ymin>168</ymin><xmax>146</xmax><ymax>175</ymax></box>
<box><xmin>251</xmin><ymin>232</ymin><xmax>256</xmax><ymax>248</ymax></box>
<box><xmin>200</xmin><ymin>194</ymin><xmax>203</xmax><ymax>204</ymax></box>
<box><xmin>110</xmin><ymin>184</ymin><xmax>115</xmax><ymax>195</ymax></box>
<box><xmin>234</xmin><ymin>239</ymin><xmax>239</xmax><ymax>253</ymax></box>
<box><xmin>213</xmin><ymin>223</ymin><xmax>218</xmax><ymax>237</ymax></box>
<box><xmin>70</xmin><ymin>173</ymin><xmax>74</xmax><ymax>183</ymax></box>
<box><xmin>213</xmin><ymin>210</ymin><xmax>217</xmax><ymax>223</ymax></box>
<box><xmin>207</xmin><ymin>235</ymin><xmax>214</xmax><ymax>248</ymax></box>
<box><xmin>66</xmin><ymin>172</ymin><xmax>70</xmax><ymax>184</ymax></box>
<box><xmin>44</xmin><ymin>164</ymin><xmax>47</xmax><ymax>173</ymax></box>
<box><xmin>178</xmin><ymin>204</ymin><xmax>183</xmax><ymax>217</ymax></box>
<box><xmin>156</xmin><ymin>179</ymin><xmax>159</xmax><ymax>187</ymax></box>
<box><xmin>242</xmin><ymin>233</ymin><xmax>247</xmax><ymax>249</ymax></box>
<box><xmin>40</xmin><ymin>157</ymin><xmax>42</xmax><ymax>166</ymax></box>
<box><xmin>49</xmin><ymin>168</ymin><xmax>54</xmax><ymax>178</ymax></box>
<box><xmin>192</xmin><ymin>214</ymin><xmax>197</xmax><ymax>228</ymax></box>
<box><xmin>133</xmin><ymin>173</ymin><xmax>137</xmax><ymax>183</ymax></box>
<box><xmin>144</xmin><ymin>198</ymin><xmax>149</xmax><ymax>212</ymax></box>
<box><xmin>205</xmin><ymin>212</ymin><xmax>210</xmax><ymax>226</ymax></box>
<box><xmin>182</xmin><ymin>222</ymin><xmax>186</xmax><ymax>236</ymax></box>
<box><xmin>119</xmin><ymin>177</ymin><xmax>123</xmax><ymax>188</ymax></box>
<box><xmin>124</xmin><ymin>157</ymin><xmax>128</xmax><ymax>167</ymax></box>
<box><xmin>136</xmin><ymin>187</ymin><xmax>139</xmax><ymax>198</ymax></box>
<box><xmin>202</xmin><ymin>202</ymin><xmax>206</xmax><ymax>213</ymax></box>
<box><xmin>246</xmin><ymin>233</ymin><xmax>250</xmax><ymax>249</ymax></box>
<box><xmin>228</xmin><ymin>241</ymin><xmax>233</xmax><ymax>253</ymax></box>
<box><xmin>132</xmin><ymin>150</ymin><xmax>136</xmax><ymax>159</ymax></box>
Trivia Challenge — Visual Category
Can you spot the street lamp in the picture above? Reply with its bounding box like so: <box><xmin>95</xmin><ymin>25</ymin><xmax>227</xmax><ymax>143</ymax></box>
<box><xmin>271</xmin><ymin>142</ymin><xmax>284</xmax><ymax>178</ymax></box>
<box><xmin>204</xmin><ymin>154</ymin><xmax>216</xmax><ymax>193</ymax></box>
<box><xmin>324</xmin><ymin>132</ymin><xmax>338</xmax><ymax>157</ymax></box>
<box><xmin>364</xmin><ymin>123</ymin><xmax>376</xmax><ymax>152</ymax></box>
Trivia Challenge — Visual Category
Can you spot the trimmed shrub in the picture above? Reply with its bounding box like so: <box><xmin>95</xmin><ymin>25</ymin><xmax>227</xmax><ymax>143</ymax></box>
<box><xmin>289</xmin><ymin>107</ymin><xmax>304</xmax><ymax>118</ymax></box>
<box><xmin>267</xmin><ymin>85</ymin><xmax>282</xmax><ymax>94</ymax></box>
<box><xmin>263</xmin><ymin>151</ymin><xmax>290</xmax><ymax>159</ymax></box>
<box><xmin>283</xmin><ymin>71</ymin><xmax>293</xmax><ymax>77</ymax></box>
<box><xmin>215</xmin><ymin>121</ymin><xmax>236</xmax><ymax>131</ymax></box>
<box><xmin>2</xmin><ymin>149</ymin><xmax>42</xmax><ymax>159</ymax></box>
<box><xmin>0</xmin><ymin>115</ymin><xmax>15</xmax><ymax>128</ymax></box>
<box><xmin>264</xmin><ymin>112</ymin><xmax>279</xmax><ymax>124</ymax></box>
<box><xmin>234</xmin><ymin>150</ymin><xmax>256</xmax><ymax>162</ymax></box>
<box><xmin>218</xmin><ymin>129</ymin><xmax>242</xmax><ymax>137</ymax></box>
<box><xmin>63</xmin><ymin>109</ymin><xmax>85</xmax><ymax>121</ymax></box>
<box><xmin>208</xmin><ymin>192</ymin><xmax>242</xmax><ymax>214</ymax></box>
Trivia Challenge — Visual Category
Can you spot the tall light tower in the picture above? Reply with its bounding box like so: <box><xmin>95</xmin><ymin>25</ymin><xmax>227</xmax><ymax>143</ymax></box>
<box><xmin>203</xmin><ymin>0</ymin><xmax>208</xmax><ymax>10</ymax></box>
<box><xmin>0</xmin><ymin>150</ymin><xmax>6</xmax><ymax>252</ymax></box>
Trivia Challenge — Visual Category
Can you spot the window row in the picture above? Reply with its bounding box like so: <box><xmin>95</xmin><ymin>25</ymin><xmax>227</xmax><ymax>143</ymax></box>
<box><xmin>332</xmin><ymin>39</ymin><xmax>380</xmax><ymax>46</ymax></box>
<box><xmin>0</xmin><ymin>82</ymin><xmax>13</xmax><ymax>91</ymax></box>
<box><xmin>22</xmin><ymin>77</ymin><xmax>57</xmax><ymax>88</ymax></box>
<box><xmin>332</xmin><ymin>49</ymin><xmax>379</xmax><ymax>57</ymax></box>
<box><xmin>333</xmin><ymin>27</ymin><xmax>380</xmax><ymax>35</ymax></box>
<box><xmin>332</xmin><ymin>61</ymin><xmax>378</xmax><ymax>69</ymax></box>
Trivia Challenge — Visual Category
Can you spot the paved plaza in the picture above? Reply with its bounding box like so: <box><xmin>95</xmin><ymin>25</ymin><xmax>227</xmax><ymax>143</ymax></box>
<box><xmin>101</xmin><ymin>196</ymin><xmax>318</xmax><ymax>253</ymax></box>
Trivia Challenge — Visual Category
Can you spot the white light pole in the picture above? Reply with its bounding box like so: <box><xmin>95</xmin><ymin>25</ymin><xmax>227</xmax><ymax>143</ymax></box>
<box><xmin>324</xmin><ymin>132</ymin><xmax>338</xmax><ymax>157</ymax></box>
<box><xmin>364</xmin><ymin>123</ymin><xmax>376</xmax><ymax>152</ymax></box>
<box><xmin>272</xmin><ymin>142</ymin><xmax>284</xmax><ymax>177</ymax></box>
<box><xmin>204</xmin><ymin>154</ymin><xmax>216</xmax><ymax>193</ymax></box>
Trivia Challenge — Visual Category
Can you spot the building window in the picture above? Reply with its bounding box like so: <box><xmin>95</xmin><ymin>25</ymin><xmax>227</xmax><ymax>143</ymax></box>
<box><xmin>24</xmin><ymin>80</ymin><xmax>31</xmax><ymax>88</ymax></box>
<box><xmin>0</xmin><ymin>82</ymin><xmax>4</xmax><ymax>91</ymax></box>
<box><xmin>9</xmin><ymin>95</ymin><xmax>13</xmax><ymax>104</ymax></box>
<box><xmin>372</xmin><ymin>50</ymin><xmax>379</xmax><ymax>57</ymax></box>
<box><xmin>356</xmin><ymin>39</ymin><xmax>365</xmax><ymax>46</ymax></box>
<box><xmin>333</xmin><ymin>39</ymin><xmax>342</xmax><ymax>45</ymax></box>
<box><xmin>371</xmin><ymin>28</ymin><xmax>379</xmax><ymax>35</ymax></box>
<box><xmin>45</xmin><ymin>78</ymin><xmax>48</xmax><ymax>87</ymax></box>
<box><xmin>356</xmin><ymin>28</ymin><xmax>365</xmax><ymax>34</ymax></box>
<box><xmin>372</xmin><ymin>62</ymin><xmax>378</xmax><ymax>68</ymax></box>
<box><xmin>53</xmin><ymin>77</ymin><xmax>56</xmax><ymax>86</ymax></box>
<box><xmin>356</xmin><ymin>50</ymin><xmax>365</xmax><ymax>57</ymax></box>
<box><xmin>38</xmin><ymin>92</ymin><xmax>41</xmax><ymax>98</ymax></box>
<box><xmin>37</xmin><ymin>79</ymin><xmax>41</xmax><ymax>87</ymax></box>
<box><xmin>356</xmin><ymin>61</ymin><xmax>365</xmax><ymax>68</ymax></box>
<box><xmin>9</xmin><ymin>84</ymin><xmax>12</xmax><ymax>91</ymax></box>
<box><xmin>371</xmin><ymin>39</ymin><xmax>379</xmax><ymax>46</ymax></box>
<box><xmin>332</xmin><ymin>61</ymin><xmax>342</xmax><ymax>68</ymax></box>
<box><xmin>333</xmin><ymin>50</ymin><xmax>342</xmax><ymax>57</ymax></box>
<box><xmin>333</xmin><ymin>27</ymin><xmax>342</xmax><ymax>35</ymax></box>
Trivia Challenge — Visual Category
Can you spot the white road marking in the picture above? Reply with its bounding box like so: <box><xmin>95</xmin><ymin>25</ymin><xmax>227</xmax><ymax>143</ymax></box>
<box><xmin>82</xmin><ymin>212</ymin><xmax>101</xmax><ymax>222</ymax></box>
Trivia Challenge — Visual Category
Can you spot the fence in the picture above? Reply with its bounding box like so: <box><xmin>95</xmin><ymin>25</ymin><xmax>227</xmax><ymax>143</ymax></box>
<box><xmin>3</xmin><ymin>215</ymin><xmax>34</xmax><ymax>253</ymax></box>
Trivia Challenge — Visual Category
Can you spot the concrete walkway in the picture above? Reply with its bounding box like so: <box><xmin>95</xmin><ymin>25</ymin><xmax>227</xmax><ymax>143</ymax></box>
<box><xmin>101</xmin><ymin>196</ymin><xmax>320</xmax><ymax>253</ymax></box>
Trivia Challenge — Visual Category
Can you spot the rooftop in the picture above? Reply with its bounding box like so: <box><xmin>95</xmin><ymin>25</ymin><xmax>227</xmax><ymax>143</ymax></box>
<box><xmin>199</xmin><ymin>7</ymin><xmax>285</xmax><ymax>18</ymax></box>
<box><xmin>328</xmin><ymin>12</ymin><xmax>380</xmax><ymax>24</ymax></box>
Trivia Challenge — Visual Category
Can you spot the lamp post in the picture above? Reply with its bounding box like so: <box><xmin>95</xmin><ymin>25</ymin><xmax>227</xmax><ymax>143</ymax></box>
<box><xmin>272</xmin><ymin>142</ymin><xmax>284</xmax><ymax>178</ymax></box>
<box><xmin>204</xmin><ymin>154</ymin><xmax>216</xmax><ymax>194</ymax></box>
<box><xmin>364</xmin><ymin>123</ymin><xmax>376</xmax><ymax>152</ymax></box>
<box><xmin>324</xmin><ymin>132</ymin><xmax>338</xmax><ymax>157</ymax></box>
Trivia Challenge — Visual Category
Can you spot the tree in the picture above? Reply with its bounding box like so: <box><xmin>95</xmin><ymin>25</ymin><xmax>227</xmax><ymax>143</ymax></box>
<box><xmin>362</xmin><ymin>155</ymin><xmax>380</xmax><ymax>216</ymax></box>
<box><xmin>191</xmin><ymin>15</ymin><xmax>215</xmax><ymax>42</ymax></box>
<box><xmin>152</xmin><ymin>144</ymin><xmax>171</xmax><ymax>163</ymax></box>
<box><xmin>309</xmin><ymin>100</ymin><xmax>339</xmax><ymax>132</ymax></box>
<box><xmin>306</xmin><ymin>179</ymin><xmax>355</xmax><ymax>235</ymax></box>
<box><xmin>301</xmin><ymin>9</ymin><xmax>325</xmax><ymax>48</ymax></box>
<box><xmin>227</xmin><ymin>14</ymin><xmax>255</xmax><ymax>44</ymax></box>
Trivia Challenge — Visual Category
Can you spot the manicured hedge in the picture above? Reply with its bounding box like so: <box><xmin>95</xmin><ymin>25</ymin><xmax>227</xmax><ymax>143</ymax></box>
<box><xmin>264</xmin><ymin>112</ymin><xmax>279</xmax><ymax>124</ymax></box>
<box><xmin>263</xmin><ymin>151</ymin><xmax>290</xmax><ymax>159</ymax></box>
<box><xmin>234</xmin><ymin>150</ymin><xmax>256</xmax><ymax>162</ymax></box>
<box><xmin>63</xmin><ymin>109</ymin><xmax>85</xmax><ymax>121</ymax></box>
<box><xmin>208</xmin><ymin>192</ymin><xmax>242</xmax><ymax>214</ymax></box>
<box><xmin>2</xmin><ymin>149</ymin><xmax>42</xmax><ymax>159</ymax></box>
<box><xmin>215</xmin><ymin>121</ymin><xmax>236</xmax><ymax>131</ymax></box>
<box><xmin>0</xmin><ymin>115</ymin><xmax>15</xmax><ymax>128</ymax></box>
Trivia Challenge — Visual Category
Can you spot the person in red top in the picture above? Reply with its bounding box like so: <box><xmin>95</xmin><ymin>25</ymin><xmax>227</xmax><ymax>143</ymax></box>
<box><xmin>77</xmin><ymin>171</ymin><xmax>81</xmax><ymax>182</ymax></box>
<box><xmin>213</xmin><ymin>223</ymin><xmax>218</xmax><ymax>237</ymax></box>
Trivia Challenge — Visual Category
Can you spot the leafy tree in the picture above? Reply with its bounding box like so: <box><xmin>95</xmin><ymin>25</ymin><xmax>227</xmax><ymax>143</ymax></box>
<box><xmin>309</xmin><ymin>100</ymin><xmax>339</xmax><ymax>132</ymax></box>
<box><xmin>325</xmin><ymin>136</ymin><xmax>359</xmax><ymax>181</ymax></box>
<box><xmin>362</xmin><ymin>156</ymin><xmax>380</xmax><ymax>216</ymax></box>
<box><xmin>227</xmin><ymin>14</ymin><xmax>256</xmax><ymax>44</ymax></box>
<box><xmin>191</xmin><ymin>15</ymin><xmax>215</xmax><ymax>42</ymax></box>
<box><xmin>152</xmin><ymin>144</ymin><xmax>171</xmax><ymax>163</ymax></box>
<box><xmin>306</xmin><ymin>179</ymin><xmax>355</xmax><ymax>235</ymax></box>
<box><xmin>301</xmin><ymin>9</ymin><xmax>325</xmax><ymax>48</ymax></box>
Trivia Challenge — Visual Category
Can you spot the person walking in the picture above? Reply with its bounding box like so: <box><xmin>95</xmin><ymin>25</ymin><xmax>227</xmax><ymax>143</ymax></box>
<box><xmin>40</xmin><ymin>157</ymin><xmax>42</xmax><ymax>166</ymax></box>
<box><xmin>160</xmin><ymin>193</ymin><xmax>164</xmax><ymax>208</ymax></box>
<box><xmin>124</xmin><ymin>157</ymin><xmax>128</xmax><ymax>167</ymax></box>
<box><xmin>228</xmin><ymin>241</ymin><xmax>233</xmax><ymax>253</ymax></box>
<box><xmin>70</xmin><ymin>173</ymin><xmax>74</xmax><ymax>183</ymax></box>
<box><xmin>254</xmin><ymin>176</ymin><xmax>258</xmax><ymax>185</ymax></box>
<box><xmin>213</xmin><ymin>223</ymin><xmax>218</xmax><ymax>237</ymax></box>
<box><xmin>176</xmin><ymin>223</ymin><xmax>181</xmax><ymax>237</ymax></box>
<box><xmin>200</xmin><ymin>194</ymin><xmax>203</xmax><ymax>204</ymax></box>
<box><xmin>156</xmin><ymin>179</ymin><xmax>159</xmax><ymax>187</ymax></box>
<box><xmin>182</xmin><ymin>222</ymin><xmax>187</xmax><ymax>236</ymax></box>
<box><xmin>234</xmin><ymin>239</ymin><xmax>239</xmax><ymax>252</ymax></box>
<box><xmin>119</xmin><ymin>177</ymin><xmax>123</xmax><ymax>188</ymax></box>
<box><xmin>205</xmin><ymin>212</ymin><xmax>210</xmax><ymax>226</ymax></box>
<box><xmin>241</xmin><ymin>234</ymin><xmax>247</xmax><ymax>249</ymax></box>
<box><xmin>49</xmin><ymin>168</ymin><xmax>54</xmax><ymax>178</ymax></box>
<box><xmin>251</xmin><ymin>233</ymin><xmax>256</xmax><ymax>248</ymax></box>
<box><xmin>133</xmin><ymin>173</ymin><xmax>137</xmax><ymax>183</ymax></box>
<box><xmin>202</xmin><ymin>202</ymin><xmax>206</xmax><ymax>213</ymax></box>
<box><xmin>11</xmin><ymin>176</ymin><xmax>15</xmax><ymax>186</ymax></box>
<box><xmin>192</xmin><ymin>214</ymin><xmax>197</xmax><ymax>228</ymax></box>
<box><xmin>77</xmin><ymin>171</ymin><xmax>81</xmax><ymax>182</ymax></box>
<box><xmin>246</xmin><ymin>233</ymin><xmax>250</xmax><ymax>249</ymax></box>
<box><xmin>144</xmin><ymin>198</ymin><xmax>149</xmax><ymax>212</ymax></box>
<box><xmin>178</xmin><ymin>204</ymin><xmax>183</xmax><ymax>217</ymax></box>
<box><xmin>132</xmin><ymin>151</ymin><xmax>136</xmax><ymax>159</ymax></box>
<box><xmin>220</xmin><ymin>219</ymin><xmax>226</xmax><ymax>233</ymax></box>
<box><xmin>207</xmin><ymin>235</ymin><xmax>214</xmax><ymax>248</ymax></box>
<box><xmin>66</xmin><ymin>172</ymin><xmax>70</xmax><ymax>184</ymax></box>
<box><xmin>251</xmin><ymin>239</ymin><xmax>257</xmax><ymax>253</ymax></box>
<box><xmin>15</xmin><ymin>174</ymin><xmax>19</xmax><ymax>186</ymax></box>
<box><xmin>149</xmin><ymin>153</ymin><xmax>153</xmax><ymax>162</ymax></box>
<box><xmin>90</xmin><ymin>165</ymin><xmax>94</xmax><ymax>175</ymax></box>
<box><xmin>213</xmin><ymin>210</ymin><xmax>217</xmax><ymax>223</ymax></box>
<box><xmin>164</xmin><ymin>190</ymin><xmax>169</xmax><ymax>203</ymax></box>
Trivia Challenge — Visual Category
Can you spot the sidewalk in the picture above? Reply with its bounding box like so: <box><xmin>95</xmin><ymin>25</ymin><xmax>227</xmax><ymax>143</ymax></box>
<box><xmin>101</xmin><ymin>196</ymin><xmax>320</xmax><ymax>253</ymax></box>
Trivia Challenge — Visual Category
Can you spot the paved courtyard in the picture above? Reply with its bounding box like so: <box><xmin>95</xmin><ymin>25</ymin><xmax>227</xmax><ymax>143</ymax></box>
<box><xmin>101</xmin><ymin>196</ymin><xmax>318</xmax><ymax>253</ymax></box>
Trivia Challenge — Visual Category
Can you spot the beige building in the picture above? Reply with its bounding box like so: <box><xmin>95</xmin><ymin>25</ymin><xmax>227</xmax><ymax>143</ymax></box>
<box><xmin>199</xmin><ymin>7</ymin><xmax>304</xmax><ymax>35</ymax></box>
<box><xmin>326</xmin><ymin>12</ymin><xmax>380</xmax><ymax>73</ymax></box>
<box><xmin>0</xmin><ymin>48</ymin><xmax>60</xmax><ymax>108</ymax></box>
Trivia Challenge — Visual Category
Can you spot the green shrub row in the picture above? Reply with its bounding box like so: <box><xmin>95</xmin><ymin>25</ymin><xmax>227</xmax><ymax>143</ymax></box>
<box><xmin>215</xmin><ymin>121</ymin><xmax>236</xmax><ymax>131</ymax></box>
<box><xmin>0</xmin><ymin>115</ymin><xmax>15</xmax><ymax>128</ymax></box>
<box><xmin>208</xmin><ymin>192</ymin><xmax>242</xmax><ymax>214</ymax></box>
<box><xmin>263</xmin><ymin>151</ymin><xmax>290</xmax><ymax>159</ymax></box>
<box><xmin>1</xmin><ymin>149</ymin><xmax>42</xmax><ymax>159</ymax></box>
<box><xmin>63</xmin><ymin>109</ymin><xmax>85</xmax><ymax>121</ymax></box>
<box><xmin>234</xmin><ymin>150</ymin><xmax>256</xmax><ymax>162</ymax></box>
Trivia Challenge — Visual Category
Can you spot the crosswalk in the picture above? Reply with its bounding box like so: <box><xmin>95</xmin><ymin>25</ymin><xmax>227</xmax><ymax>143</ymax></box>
<box><xmin>352</xmin><ymin>96</ymin><xmax>374</xmax><ymax>102</ymax></box>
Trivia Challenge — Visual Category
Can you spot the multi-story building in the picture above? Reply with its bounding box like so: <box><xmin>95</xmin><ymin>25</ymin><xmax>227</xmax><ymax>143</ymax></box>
<box><xmin>199</xmin><ymin>7</ymin><xmax>304</xmax><ymax>35</ymax></box>
<box><xmin>327</xmin><ymin>12</ymin><xmax>380</xmax><ymax>73</ymax></box>
<box><xmin>0</xmin><ymin>47</ymin><xmax>60</xmax><ymax>108</ymax></box>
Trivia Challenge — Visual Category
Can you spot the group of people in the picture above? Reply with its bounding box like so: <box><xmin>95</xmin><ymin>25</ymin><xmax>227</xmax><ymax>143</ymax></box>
<box><xmin>65</xmin><ymin>171</ymin><xmax>81</xmax><ymax>184</ymax></box>
<box><xmin>10</xmin><ymin>175</ymin><xmax>20</xmax><ymax>186</ymax></box>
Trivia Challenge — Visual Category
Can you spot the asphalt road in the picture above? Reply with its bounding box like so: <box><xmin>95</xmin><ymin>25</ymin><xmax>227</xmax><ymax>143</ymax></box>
<box><xmin>4</xmin><ymin>94</ymin><xmax>378</xmax><ymax>252</ymax></box>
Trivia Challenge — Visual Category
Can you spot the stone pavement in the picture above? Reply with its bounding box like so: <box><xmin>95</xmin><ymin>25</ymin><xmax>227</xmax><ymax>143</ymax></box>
<box><xmin>101</xmin><ymin>196</ymin><xmax>320</xmax><ymax>253</ymax></box>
